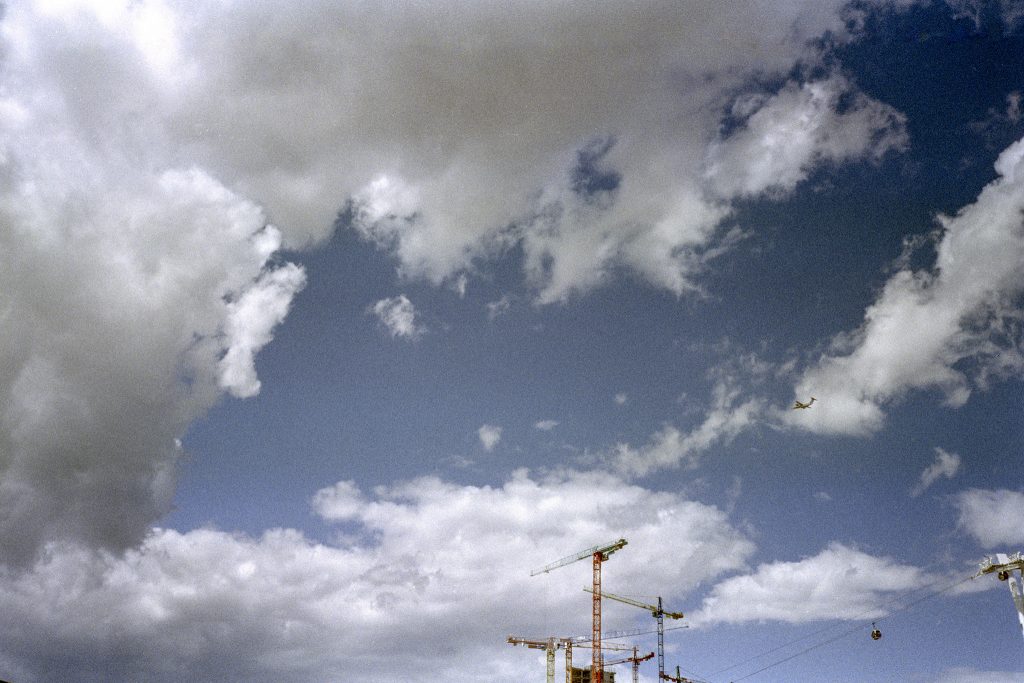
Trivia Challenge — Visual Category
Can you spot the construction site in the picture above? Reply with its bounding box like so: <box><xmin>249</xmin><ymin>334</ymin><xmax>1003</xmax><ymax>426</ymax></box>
<box><xmin>508</xmin><ymin>540</ymin><xmax>1024</xmax><ymax>682</ymax></box>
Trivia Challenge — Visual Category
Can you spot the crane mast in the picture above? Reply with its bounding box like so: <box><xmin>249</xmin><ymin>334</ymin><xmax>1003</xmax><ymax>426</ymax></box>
<box><xmin>507</xmin><ymin>636</ymin><xmax>560</xmax><ymax>683</ymax></box>
<box><xmin>584</xmin><ymin>588</ymin><xmax>683</xmax><ymax>680</ymax></box>
<box><xmin>531</xmin><ymin>538</ymin><xmax>627</xmax><ymax>683</ymax></box>
<box><xmin>509</xmin><ymin>635</ymin><xmax>635</xmax><ymax>683</ymax></box>
<box><xmin>602</xmin><ymin>648</ymin><xmax>654</xmax><ymax>683</ymax></box>
<box><xmin>661</xmin><ymin>665</ymin><xmax>698</xmax><ymax>682</ymax></box>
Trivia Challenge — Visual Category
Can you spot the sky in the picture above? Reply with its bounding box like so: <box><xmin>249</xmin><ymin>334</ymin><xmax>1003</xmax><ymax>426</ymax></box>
<box><xmin>1</xmin><ymin>0</ymin><xmax>1024</xmax><ymax>681</ymax></box>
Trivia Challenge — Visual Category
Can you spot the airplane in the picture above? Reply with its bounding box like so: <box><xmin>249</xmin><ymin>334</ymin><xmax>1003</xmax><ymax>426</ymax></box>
<box><xmin>792</xmin><ymin>397</ymin><xmax>816</xmax><ymax>409</ymax></box>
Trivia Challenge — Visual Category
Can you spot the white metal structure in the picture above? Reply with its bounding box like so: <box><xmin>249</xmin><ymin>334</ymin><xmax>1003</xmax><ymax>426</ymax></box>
<box><xmin>978</xmin><ymin>552</ymin><xmax>1024</xmax><ymax>642</ymax></box>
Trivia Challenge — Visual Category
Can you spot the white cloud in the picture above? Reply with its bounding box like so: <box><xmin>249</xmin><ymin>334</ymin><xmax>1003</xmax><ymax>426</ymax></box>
<box><xmin>370</xmin><ymin>295</ymin><xmax>425</xmax><ymax>340</ymax></box>
<box><xmin>0</xmin><ymin>1</ymin><xmax>920</xmax><ymax>571</ymax></box>
<box><xmin>610</xmin><ymin>382</ymin><xmax>763</xmax><ymax>477</ymax></box>
<box><xmin>704</xmin><ymin>74</ymin><xmax>908</xmax><ymax>199</ymax></box>
<box><xmin>478</xmin><ymin>424</ymin><xmax>503</xmax><ymax>451</ymax></box>
<box><xmin>614</xmin><ymin>392</ymin><xmax>628</xmax><ymax>405</ymax></box>
<box><xmin>790</xmin><ymin>136</ymin><xmax>1024</xmax><ymax>435</ymax></box>
<box><xmin>693</xmin><ymin>542</ymin><xmax>931</xmax><ymax>625</ymax></box>
<box><xmin>486</xmin><ymin>295</ymin><xmax>512</xmax><ymax>320</ymax></box>
<box><xmin>0</xmin><ymin>4</ymin><xmax>311</xmax><ymax>566</ymax></box>
<box><xmin>5</xmin><ymin>0</ymin><xmax>907</xmax><ymax>303</ymax></box>
<box><xmin>0</xmin><ymin>157</ymin><xmax>302</xmax><ymax>566</ymax></box>
<box><xmin>910</xmin><ymin>447</ymin><xmax>962</xmax><ymax>497</ymax></box>
<box><xmin>0</xmin><ymin>470</ymin><xmax>754</xmax><ymax>682</ymax></box>
<box><xmin>955</xmin><ymin>488</ymin><xmax>1024</xmax><ymax>548</ymax></box>
<box><xmin>218</xmin><ymin>260</ymin><xmax>306</xmax><ymax>398</ymax></box>
<box><xmin>534</xmin><ymin>419</ymin><xmax>559</xmax><ymax>431</ymax></box>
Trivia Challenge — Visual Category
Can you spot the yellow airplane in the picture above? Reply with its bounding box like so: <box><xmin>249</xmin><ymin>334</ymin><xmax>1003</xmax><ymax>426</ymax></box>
<box><xmin>792</xmin><ymin>397</ymin><xmax>816</xmax><ymax>409</ymax></box>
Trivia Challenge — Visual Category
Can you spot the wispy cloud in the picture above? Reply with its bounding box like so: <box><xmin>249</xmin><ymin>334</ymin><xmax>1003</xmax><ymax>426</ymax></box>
<box><xmin>534</xmin><ymin>419</ymin><xmax>559</xmax><ymax>431</ymax></box>
<box><xmin>609</xmin><ymin>382</ymin><xmax>763</xmax><ymax>477</ymax></box>
<box><xmin>910</xmin><ymin>447</ymin><xmax>962</xmax><ymax>497</ymax></box>
<box><xmin>486</xmin><ymin>295</ymin><xmax>512</xmax><ymax>320</ymax></box>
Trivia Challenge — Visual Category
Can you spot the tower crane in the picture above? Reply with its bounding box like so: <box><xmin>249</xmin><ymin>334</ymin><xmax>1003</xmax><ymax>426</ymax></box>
<box><xmin>507</xmin><ymin>635</ymin><xmax>635</xmax><ymax>683</ymax></box>
<box><xmin>977</xmin><ymin>552</ymin><xmax>1024</xmax><ymax>642</ymax></box>
<box><xmin>584</xmin><ymin>588</ymin><xmax>683</xmax><ymax>680</ymax></box>
<box><xmin>532</xmin><ymin>538</ymin><xmax>627</xmax><ymax>683</ymax></box>
<box><xmin>507</xmin><ymin>636</ymin><xmax>562</xmax><ymax>683</ymax></box>
<box><xmin>602</xmin><ymin>648</ymin><xmax>654</xmax><ymax>683</ymax></box>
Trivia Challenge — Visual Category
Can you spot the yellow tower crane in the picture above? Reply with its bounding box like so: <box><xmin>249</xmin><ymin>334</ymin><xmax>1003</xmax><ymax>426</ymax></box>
<box><xmin>584</xmin><ymin>588</ymin><xmax>683</xmax><ymax>681</ymax></box>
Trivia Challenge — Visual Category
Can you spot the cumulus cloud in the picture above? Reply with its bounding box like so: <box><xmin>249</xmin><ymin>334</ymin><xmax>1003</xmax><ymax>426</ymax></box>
<box><xmin>3</xmin><ymin>0</ymin><xmax>907</xmax><ymax>303</ymax></box>
<box><xmin>218</xmin><ymin>260</ymin><xmax>306</xmax><ymax>398</ymax></box>
<box><xmin>0</xmin><ymin>470</ymin><xmax>754</xmax><ymax>682</ymax></box>
<box><xmin>910</xmin><ymin>447</ymin><xmax>962</xmax><ymax>497</ymax></box>
<box><xmin>0</xmin><ymin>1</ymin><xmax>309</xmax><ymax>566</ymax></box>
<box><xmin>370</xmin><ymin>295</ymin><xmax>425</xmax><ymax>339</ymax></box>
<box><xmin>790</xmin><ymin>136</ymin><xmax>1024</xmax><ymax>435</ymax></box>
<box><xmin>704</xmin><ymin>74</ymin><xmax>908</xmax><ymax>199</ymax></box>
<box><xmin>478</xmin><ymin>424</ymin><xmax>503</xmax><ymax>451</ymax></box>
<box><xmin>955</xmin><ymin>488</ymin><xmax>1024</xmax><ymax>548</ymax></box>
<box><xmin>0</xmin><ymin>159</ymin><xmax>302</xmax><ymax>565</ymax></box>
<box><xmin>693</xmin><ymin>542</ymin><xmax>931</xmax><ymax>625</ymax></box>
<box><xmin>534</xmin><ymin>419</ymin><xmax>559</xmax><ymax>431</ymax></box>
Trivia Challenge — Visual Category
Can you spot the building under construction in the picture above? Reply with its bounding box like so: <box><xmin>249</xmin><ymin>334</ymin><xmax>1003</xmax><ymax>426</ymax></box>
<box><xmin>570</xmin><ymin>667</ymin><xmax>615</xmax><ymax>683</ymax></box>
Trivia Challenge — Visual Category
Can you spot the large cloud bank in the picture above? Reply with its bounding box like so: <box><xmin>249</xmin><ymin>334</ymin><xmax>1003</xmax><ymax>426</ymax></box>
<box><xmin>0</xmin><ymin>2</ymin><xmax>307</xmax><ymax>565</ymax></box>
<box><xmin>0</xmin><ymin>470</ymin><xmax>754</xmax><ymax>682</ymax></box>
<box><xmin>10</xmin><ymin>0</ymin><xmax>908</xmax><ymax>300</ymax></box>
<box><xmin>0</xmin><ymin>0</ymin><xmax>985</xmax><ymax>679</ymax></box>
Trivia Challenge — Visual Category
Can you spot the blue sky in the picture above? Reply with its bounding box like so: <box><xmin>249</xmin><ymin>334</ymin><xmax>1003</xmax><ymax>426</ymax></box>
<box><xmin>1</xmin><ymin>1</ymin><xmax>1024</xmax><ymax>681</ymax></box>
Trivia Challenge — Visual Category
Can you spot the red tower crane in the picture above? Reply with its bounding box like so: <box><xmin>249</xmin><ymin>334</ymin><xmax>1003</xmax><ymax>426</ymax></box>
<box><xmin>604</xmin><ymin>648</ymin><xmax>655</xmax><ymax>683</ymax></box>
<box><xmin>531</xmin><ymin>538</ymin><xmax>628</xmax><ymax>683</ymax></box>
